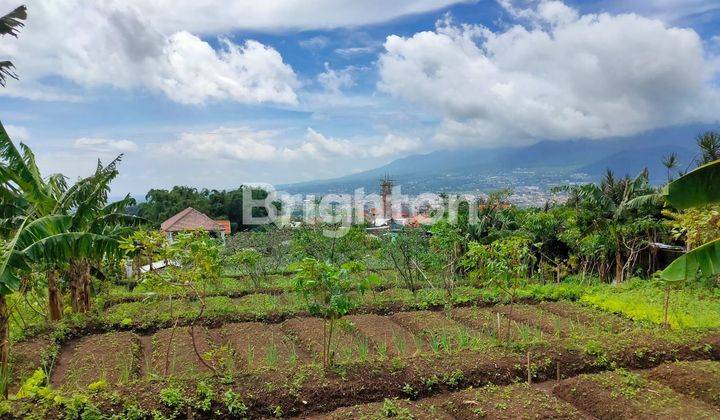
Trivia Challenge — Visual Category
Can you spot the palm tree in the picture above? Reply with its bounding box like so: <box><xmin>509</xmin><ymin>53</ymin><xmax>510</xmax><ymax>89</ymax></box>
<box><xmin>662</xmin><ymin>153</ymin><xmax>678</xmax><ymax>182</ymax></box>
<box><xmin>562</xmin><ymin>169</ymin><xmax>661</xmax><ymax>283</ymax></box>
<box><xmin>696</xmin><ymin>131</ymin><xmax>720</xmax><ymax>166</ymax></box>
<box><xmin>0</xmin><ymin>5</ymin><xmax>26</xmax><ymax>87</ymax></box>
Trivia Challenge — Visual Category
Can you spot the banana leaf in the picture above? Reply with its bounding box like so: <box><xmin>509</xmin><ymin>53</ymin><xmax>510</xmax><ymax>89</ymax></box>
<box><xmin>664</xmin><ymin>160</ymin><xmax>720</xmax><ymax>210</ymax></box>
<box><xmin>661</xmin><ymin>238</ymin><xmax>720</xmax><ymax>282</ymax></box>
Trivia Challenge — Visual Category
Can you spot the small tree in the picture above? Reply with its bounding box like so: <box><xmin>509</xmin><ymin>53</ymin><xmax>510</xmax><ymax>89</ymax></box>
<box><xmin>429</xmin><ymin>221</ymin><xmax>463</xmax><ymax>305</ymax></box>
<box><xmin>381</xmin><ymin>228</ymin><xmax>428</xmax><ymax>294</ymax></box>
<box><xmin>146</xmin><ymin>231</ymin><xmax>222</xmax><ymax>374</ymax></box>
<box><xmin>226</xmin><ymin>248</ymin><xmax>267</xmax><ymax>289</ymax></box>
<box><xmin>291</xmin><ymin>258</ymin><xmax>361</xmax><ymax>369</ymax></box>
<box><xmin>462</xmin><ymin>236</ymin><xmax>535</xmax><ymax>341</ymax></box>
<box><xmin>119</xmin><ymin>229</ymin><xmax>168</xmax><ymax>281</ymax></box>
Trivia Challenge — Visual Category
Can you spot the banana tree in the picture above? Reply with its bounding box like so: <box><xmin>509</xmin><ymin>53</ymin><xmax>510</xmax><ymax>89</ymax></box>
<box><xmin>59</xmin><ymin>161</ymin><xmax>139</xmax><ymax>312</ymax></box>
<box><xmin>0</xmin><ymin>214</ymin><xmax>79</xmax><ymax>396</ymax></box>
<box><xmin>659</xmin><ymin>159</ymin><xmax>720</xmax><ymax>327</ymax></box>
<box><xmin>0</xmin><ymin>123</ymin><xmax>139</xmax><ymax>315</ymax></box>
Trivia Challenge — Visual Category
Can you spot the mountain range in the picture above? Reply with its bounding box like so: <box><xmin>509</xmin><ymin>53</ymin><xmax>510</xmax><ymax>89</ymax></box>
<box><xmin>280</xmin><ymin>123</ymin><xmax>716</xmax><ymax>196</ymax></box>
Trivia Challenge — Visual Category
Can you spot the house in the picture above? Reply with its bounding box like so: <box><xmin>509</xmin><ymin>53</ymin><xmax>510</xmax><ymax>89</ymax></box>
<box><xmin>160</xmin><ymin>207</ymin><xmax>226</xmax><ymax>243</ymax></box>
<box><xmin>214</xmin><ymin>219</ymin><xmax>232</xmax><ymax>235</ymax></box>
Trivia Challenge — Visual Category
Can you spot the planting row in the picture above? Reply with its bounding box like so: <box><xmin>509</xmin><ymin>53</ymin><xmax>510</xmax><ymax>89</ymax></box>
<box><xmin>99</xmin><ymin>283</ymin><xmax>590</xmax><ymax>331</ymax></box>
<box><xmin>7</xmin><ymin>301</ymin><xmax>720</xmax><ymax>417</ymax></box>
<box><xmin>308</xmin><ymin>360</ymin><xmax>720</xmax><ymax>419</ymax></box>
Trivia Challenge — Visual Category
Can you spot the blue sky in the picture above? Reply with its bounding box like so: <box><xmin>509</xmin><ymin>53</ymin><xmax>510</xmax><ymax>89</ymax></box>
<box><xmin>0</xmin><ymin>0</ymin><xmax>719</xmax><ymax>196</ymax></box>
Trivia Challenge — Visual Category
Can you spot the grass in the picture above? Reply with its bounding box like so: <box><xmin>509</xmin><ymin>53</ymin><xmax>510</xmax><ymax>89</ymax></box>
<box><xmin>580</xmin><ymin>279</ymin><xmax>720</xmax><ymax>329</ymax></box>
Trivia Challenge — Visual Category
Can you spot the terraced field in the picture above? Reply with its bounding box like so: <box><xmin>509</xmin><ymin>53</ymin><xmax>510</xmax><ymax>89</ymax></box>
<box><xmin>310</xmin><ymin>361</ymin><xmax>720</xmax><ymax>419</ymax></box>
<box><xmin>9</xmin><ymin>300</ymin><xmax>720</xmax><ymax>418</ymax></box>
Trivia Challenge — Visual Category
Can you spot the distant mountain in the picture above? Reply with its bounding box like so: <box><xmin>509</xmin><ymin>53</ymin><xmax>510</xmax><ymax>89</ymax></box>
<box><xmin>280</xmin><ymin>123</ymin><xmax>717</xmax><ymax>196</ymax></box>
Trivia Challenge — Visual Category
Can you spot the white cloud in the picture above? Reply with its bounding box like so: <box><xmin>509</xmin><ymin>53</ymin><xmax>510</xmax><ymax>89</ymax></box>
<box><xmin>600</xmin><ymin>0</ymin><xmax>720</xmax><ymax>23</ymax></box>
<box><xmin>299</xmin><ymin>36</ymin><xmax>330</xmax><ymax>50</ymax></box>
<box><xmin>0</xmin><ymin>2</ymin><xmax>298</xmax><ymax>104</ymax></box>
<box><xmin>156</xmin><ymin>126</ymin><xmax>422</xmax><ymax>162</ymax></box>
<box><xmin>378</xmin><ymin>2</ymin><xmax>720</xmax><ymax>147</ymax></box>
<box><xmin>335</xmin><ymin>46</ymin><xmax>378</xmax><ymax>57</ymax></box>
<box><xmin>115</xmin><ymin>1</ymin><xmax>472</xmax><ymax>33</ymax></box>
<box><xmin>74</xmin><ymin>137</ymin><xmax>139</xmax><ymax>153</ymax></box>
<box><xmin>317</xmin><ymin>63</ymin><xmax>356</xmax><ymax>93</ymax></box>
<box><xmin>155</xmin><ymin>34</ymin><xmax>298</xmax><ymax>104</ymax></box>
<box><xmin>4</xmin><ymin>125</ymin><xmax>29</xmax><ymax>142</ymax></box>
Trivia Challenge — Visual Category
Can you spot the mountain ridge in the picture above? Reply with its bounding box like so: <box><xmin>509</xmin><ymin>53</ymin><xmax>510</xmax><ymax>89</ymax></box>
<box><xmin>279</xmin><ymin>123</ymin><xmax>717</xmax><ymax>195</ymax></box>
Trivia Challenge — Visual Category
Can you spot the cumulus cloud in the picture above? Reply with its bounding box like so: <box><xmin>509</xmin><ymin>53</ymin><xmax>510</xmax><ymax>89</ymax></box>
<box><xmin>0</xmin><ymin>2</ymin><xmax>298</xmax><ymax>104</ymax></box>
<box><xmin>74</xmin><ymin>137</ymin><xmax>139</xmax><ymax>153</ymax></box>
<box><xmin>156</xmin><ymin>34</ymin><xmax>298</xmax><ymax>104</ymax></box>
<box><xmin>317</xmin><ymin>63</ymin><xmax>356</xmax><ymax>93</ymax></box>
<box><xmin>378</xmin><ymin>1</ymin><xmax>720</xmax><ymax>147</ymax></box>
<box><xmin>157</xmin><ymin>127</ymin><xmax>421</xmax><ymax>162</ymax></box>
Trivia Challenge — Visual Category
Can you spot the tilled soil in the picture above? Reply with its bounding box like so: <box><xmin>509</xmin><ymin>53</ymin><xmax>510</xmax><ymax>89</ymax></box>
<box><xmin>345</xmin><ymin>314</ymin><xmax>428</xmax><ymax>358</ymax></box>
<box><xmin>451</xmin><ymin>306</ymin><xmax>543</xmax><ymax>342</ymax></box>
<box><xmin>303</xmin><ymin>397</ymin><xmax>455</xmax><ymax>419</ymax></box>
<box><xmin>210</xmin><ymin>322</ymin><xmax>311</xmax><ymax>370</ymax></box>
<box><xmin>645</xmin><ymin>360</ymin><xmax>720</xmax><ymax>408</ymax></box>
<box><xmin>553</xmin><ymin>368</ymin><xmax>720</xmax><ymax>419</ymax></box>
<box><xmin>50</xmin><ymin>332</ymin><xmax>140</xmax><ymax>389</ymax></box>
<box><xmin>149</xmin><ymin>326</ymin><xmax>215</xmax><ymax>378</ymax></box>
<box><xmin>12</xmin><ymin>302</ymin><xmax>720</xmax><ymax>418</ymax></box>
<box><xmin>308</xmin><ymin>361</ymin><xmax>720</xmax><ymax>420</ymax></box>
<box><xmin>9</xmin><ymin>336</ymin><xmax>52</xmax><ymax>393</ymax></box>
<box><xmin>538</xmin><ymin>301</ymin><xmax>633</xmax><ymax>333</ymax></box>
<box><xmin>282</xmin><ymin>317</ymin><xmax>372</xmax><ymax>363</ymax></box>
<box><xmin>494</xmin><ymin>304</ymin><xmax>587</xmax><ymax>338</ymax></box>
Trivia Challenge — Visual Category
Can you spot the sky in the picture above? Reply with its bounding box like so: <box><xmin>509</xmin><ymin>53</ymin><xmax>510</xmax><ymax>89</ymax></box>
<box><xmin>0</xmin><ymin>0</ymin><xmax>719</xmax><ymax>196</ymax></box>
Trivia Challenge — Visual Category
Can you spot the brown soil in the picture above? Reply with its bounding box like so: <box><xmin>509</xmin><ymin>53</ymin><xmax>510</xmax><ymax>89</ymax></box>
<box><xmin>391</xmin><ymin>310</ymin><xmax>501</xmax><ymax>355</ymax></box>
<box><xmin>303</xmin><ymin>397</ymin><xmax>454</xmax><ymax>419</ymax></box>
<box><xmin>450</xmin><ymin>306</ymin><xmax>543</xmax><ymax>342</ymax></box>
<box><xmin>282</xmin><ymin>317</ymin><xmax>372</xmax><ymax>363</ymax></box>
<box><xmin>345</xmin><ymin>314</ymin><xmax>428</xmax><ymax>358</ymax></box>
<box><xmin>493</xmin><ymin>304</ymin><xmax>583</xmax><ymax>338</ymax></box>
<box><xmin>138</xmin><ymin>335</ymin><xmax>152</xmax><ymax>376</ymax></box>
<box><xmin>538</xmin><ymin>301</ymin><xmax>632</xmax><ymax>333</ymax></box>
<box><xmin>433</xmin><ymin>383</ymin><xmax>591</xmax><ymax>419</ymax></box>
<box><xmin>645</xmin><ymin>360</ymin><xmax>720</xmax><ymax>408</ymax></box>
<box><xmin>149</xmin><ymin>326</ymin><xmax>216</xmax><ymax>378</ymax></box>
<box><xmin>50</xmin><ymin>332</ymin><xmax>140</xmax><ymax>390</ymax></box>
<box><xmin>9</xmin><ymin>337</ymin><xmax>52</xmax><ymax>393</ymax></box>
<box><xmin>211</xmin><ymin>322</ymin><xmax>310</xmax><ymax>371</ymax></box>
<box><xmin>553</xmin><ymin>370</ymin><xmax>719</xmax><ymax>419</ymax></box>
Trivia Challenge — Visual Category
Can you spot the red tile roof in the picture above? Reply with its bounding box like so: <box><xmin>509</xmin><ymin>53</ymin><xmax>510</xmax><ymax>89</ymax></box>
<box><xmin>215</xmin><ymin>219</ymin><xmax>231</xmax><ymax>234</ymax></box>
<box><xmin>161</xmin><ymin>207</ymin><xmax>222</xmax><ymax>232</ymax></box>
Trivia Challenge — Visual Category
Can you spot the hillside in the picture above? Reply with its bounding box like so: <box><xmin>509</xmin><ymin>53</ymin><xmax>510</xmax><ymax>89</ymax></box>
<box><xmin>281</xmin><ymin>124</ymin><xmax>713</xmax><ymax>195</ymax></box>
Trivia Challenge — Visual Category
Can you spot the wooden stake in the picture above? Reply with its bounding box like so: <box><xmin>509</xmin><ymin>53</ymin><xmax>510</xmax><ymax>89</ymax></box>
<box><xmin>556</xmin><ymin>362</ymin><xmax>561</xmax><ymax>382</ymax></box>
<box><xmin>526</xmin><ymin>350</ymin><xmax>531</xmax><ymax>385</ymax></box>
<box><xmin>496</xmin><ymin>312</ymin><xmax>501</xmax><ymax>338</ymax></box>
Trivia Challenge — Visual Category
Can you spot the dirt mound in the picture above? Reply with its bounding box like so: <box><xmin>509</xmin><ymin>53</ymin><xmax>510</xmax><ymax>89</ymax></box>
<box><xmin>554</xmin><ymin>369</ymin><xmax>719</xmax><ymax>419</ymax></box>
<box><xmin>645</xmin><ymin>360</ymin><xmax>720</xmax><ymax>408</ymax></box>
<box><xmin>345</xmin><ymin>314</ymin><xmax>428</xmax><ymax>358</ymax></box>
<box><xmin>211</xmin><ymin>322</ymin><xmax>310</xmax><ymax>371</ymax></box>
<box><xmin>9</xmin><ymin>337</ymin><xmax>52</xmax><ymax>393</ymax></box>
<box><xmin>149</xmin><ymin>326</ymin><xmax>216</xmax><ymax>378</ymax></box>
<box><xmin>51</xmin><ymin>332</ymin><xmax>140</xmax><ymax>390</ymax></box>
